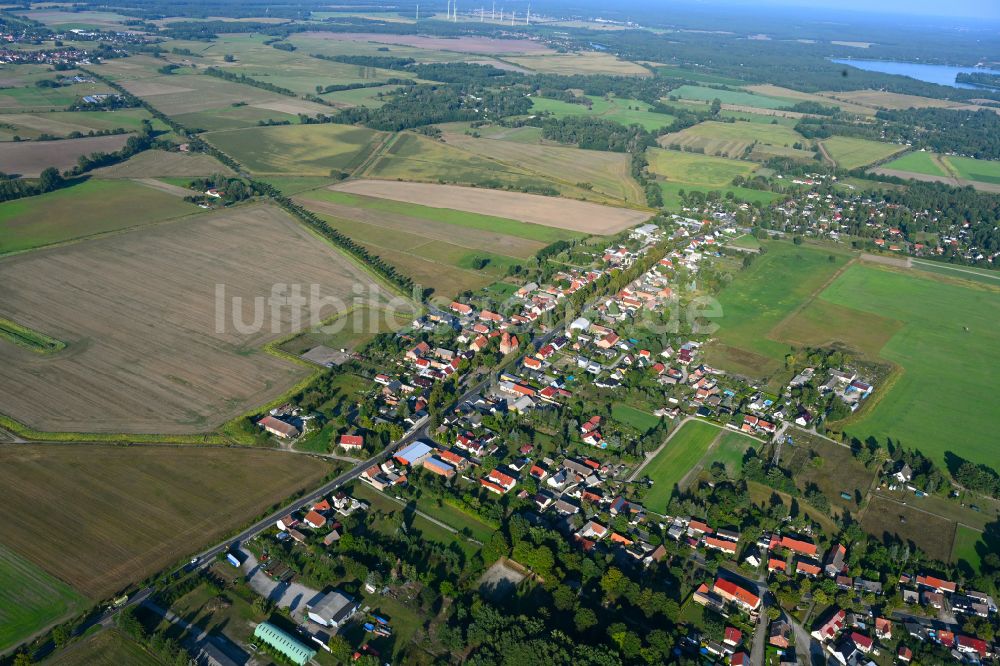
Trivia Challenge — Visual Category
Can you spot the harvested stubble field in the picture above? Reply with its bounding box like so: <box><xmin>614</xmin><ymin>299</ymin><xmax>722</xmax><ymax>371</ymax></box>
<box><xmin>112</xmin><ymin>71</ymin><xmax>328</xmax><ymax>121</ymax></box>
<box><xmin>0</xmin><ymin>133</ymin><xmax>133</xmax><ymax>177</ymax></box>
<box><xmin>93</xmin><ymin>149</ymin><xmax>236</xmax><ymax>178</ymax></box>
<box><xmin>294</xmin><ymin>32</ymin><xmax>555</xmax><ymax>55</ymax></box>
<box><xmin>203</xmin><ymin>123</ymin><xmax>385</xmax><ymax>175</ymax></box>
<box><xmin>442</xmin><ymin>130</ymin><xmax>645</xmax><ymax>204</ymax></box>
<box><xmin>0</xmin><ymin>203</ymin><xmax>389</xmax><ymax>434</ymax></box>
<box><xmin>0</xmin><ymin>444</ymin><xmax>336</xmax><ymax>599</ymax></box>
<box><xmin>742</xmin><ymin>84</ymin><xmax>875</xmax><ymax>116</ymax></box>
<box><xmin>332</xmin><ymin>179</ymin><xmax>650</xmax><ymax>234</ymax></box>
<box><xmin>0</xmin><ymin>109</ymin><xmax>162</xmax><ymax>141</ymax></box>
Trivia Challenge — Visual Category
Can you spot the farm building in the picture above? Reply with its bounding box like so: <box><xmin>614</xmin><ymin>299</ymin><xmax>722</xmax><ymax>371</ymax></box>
<box><xmin>423</xmin><ymin>456</ymin><xmax>456</xmax><ymax>478</ymax></box>
<box><xmin>307</xmin><ymin>590</ymin><xmax>360</xmax><ymax>628</ymax></box>
<box><xmin>253</xmin><ymin>622</ymin><xmax>316</xmax><ymax>665</ymax></box>
<box><xmin>259</xmin><ymin>416</ymin><xmax>299</xmax><ymax>439</ymax></box>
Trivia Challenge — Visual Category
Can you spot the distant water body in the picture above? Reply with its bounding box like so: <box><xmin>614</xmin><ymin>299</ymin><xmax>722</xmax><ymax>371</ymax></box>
<box><xmin>831</xmin><ymin>58</ymin><xmax>1000</xmax><ymax>89</ymax></box>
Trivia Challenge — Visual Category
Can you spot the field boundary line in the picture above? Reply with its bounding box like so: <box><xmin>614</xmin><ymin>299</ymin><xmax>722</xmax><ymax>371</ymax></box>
<box><xmin>765</xmin><ymin>254</ymin><xmax>858</xmax><ymax>347</ymax></box>
<box><xmin>911</xmin><ymin>259</ymin><xmax>1000</xmax><ymax>282</ymax></box>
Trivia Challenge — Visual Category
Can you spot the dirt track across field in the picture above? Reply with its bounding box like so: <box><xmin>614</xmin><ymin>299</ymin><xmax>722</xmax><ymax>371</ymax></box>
<box><xmin>331</xmin><ymin>179</ymin><xmax>651</xmax><ymax>234</ymax></box>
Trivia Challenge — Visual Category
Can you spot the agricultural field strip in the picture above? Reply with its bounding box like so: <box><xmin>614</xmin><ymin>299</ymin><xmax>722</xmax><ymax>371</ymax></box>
<box><xmin>331</xmin><ymin>179</ymin><xmax>651</xmax><ymax>234</ymax></box>
<box><xmin>293</xmin><ymin>194</ymin><xmax>547</xmax><ymax>258</ymax></box>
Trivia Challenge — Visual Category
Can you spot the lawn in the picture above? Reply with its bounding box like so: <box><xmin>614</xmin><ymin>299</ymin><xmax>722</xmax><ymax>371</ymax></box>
<box><xmin>666</xmin><ymin>85</ymin><xmax>798</xmax><ymax>110</ymax></box>
<box><xmin>612</xmin><ymin>403</ymin><xmax>662</xmax><ymax>433</ymax></box>
<box><xmin>0</xmin><ymin>444</ymin><xmax>336</xmax><ymax>599</ymax></box>
<box><xmin>44</xmin><ymin>629</ymin><xmax>163</xmax><ymax>666</ymax></box>
<box><xmin>0</xmin><ymin>178</ymin><xmax>196</xmax><ymax>254</ymax></box>
<box><xmin>0</xmin><ymin>545</ymin><xmax>87</xmax><ymax>653</ymax></box>
<box><xmin>530</xmin><ymin>95</ymin><xmax>676</xmax><ymax>131</ymax></box>
<box><xmin>820</xmin><ymin>136</ymin><xmax>906</xmax><ymax>170</ymax></box>
<box><xmin>639</xmin><ymin>420</ymin><xmax>722</xmax><ymax>512</ymax></box>
<box><xmin>819</xmin><ymin>264</ymin><xmax>1000</xmax><ymax>469</ymax></box>
<box><xmin>703</xmin><ymin>241</ymin><xmax>852</xmax><ymax>379</ymax></box>
<box><xmin>204</xmin><ymin>123</ymin><xmax>385</xmax><ymax>175</ymax></box>
<box><xmin>728</xmin><ymin>234</ymin><xmax>761</xmax><ymax>250</ymax></box>
<box><xmin>952</xmin><ymin>525</ymin><xmax>984</xmax><ymax>570</ymax></box>
<box><xmin>881</xmin><ymin>151</ymin><xmax>948</xmax><ymax>177</ymax></box>
<box><xmin>705</xmin><ymin>431</ymin><xmax>760</xmax><ymax>475</ymax></box>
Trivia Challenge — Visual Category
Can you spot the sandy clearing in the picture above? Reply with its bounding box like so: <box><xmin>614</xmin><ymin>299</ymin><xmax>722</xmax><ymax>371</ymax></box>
<box><xmin>0</xmin><ymin>133</ymin><xmax>134</xmax><ymax>177</ymax></box>
<box><xmin>0</xmin><ymin>203</ymin><xmax>391</xmax><ymax>435</ymax></box>
<box><xmin>295</xmin><ymin>31</ymin><xmax>553</xmax><ymax>54</ymax></box>
<box><xmin>331</xmin><ymin>180</ymin><xmax>650</xmax><ymax>234</ymax></box>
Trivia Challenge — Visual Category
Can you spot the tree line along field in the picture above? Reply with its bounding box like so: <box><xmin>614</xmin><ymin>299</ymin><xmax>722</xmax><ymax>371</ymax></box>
<box><xmin>0</xmin><ymin>545</ymin><xmax>87</xmax><ymax>653</ymax></box>
<box><xmin>529</xmin><ymin>95</ymin><xmax>676</xmax><ymax>132</ymax></box>
<box><xmin>0</xmin><ymin>444</ymin><xmax>337</xmax><ymax>600</ymax></box>
<box><xmin>820</xmin><ymin>135</ymin><xmax>907</xmax><ymax>170</ymax></box>
<box><xmin>203</xmin><ymin>123</ymin><xmax>387</xmax><ymax>175</ymax></box>
<box><xmin>0</xmin><ymin>178</ymin><xmax>198</xmax><ymax>255</ymax></box>
<box><xmin>0</xmin><ymin>203</ymin><xmax>392</xmax><ymax>435</ymax></box>
<box><xmin>658</xmin><ymin>120</ymin><xmax>816</xmax><ymax>162</ymax></box>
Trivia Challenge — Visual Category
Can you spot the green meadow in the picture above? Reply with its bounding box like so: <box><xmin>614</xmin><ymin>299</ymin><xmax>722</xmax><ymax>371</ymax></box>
<box><xmin>612</xmin><ymin>403</ymin><xmax>662</xmax><ymax>432</ymax></box>
<box><xmin>704</xmin><ymin>242</ymin><xmax>852</xmax><ymax>378</ymax></box>
<box><xmin>948</xmin><ymin>156</ymin><xmax>1000</xmax><ymax>185</ymax></box>
<box><xmin>821</xmin><ymin>136</ymin><xmax>906</xmax><ymax>170</ymax></box>
<box><xmin>0</xmin><ymin>179</ymin><xmax>195</xmax><ymax>254</ymax></box>
<box><xmin>0</xmin><ymin>545</ymin><xmax>87</xmax><ymax>653</ymax></box>
<box><xmin>640</xmin><ymin>420</ymin><xmax>721</xmax><ymax>512</ymax></box>
<box><xmin>820</xmin><ymin>264</ymin><xmax>1000</xmax><ymax>469</ymax></box>
<box><xmin>882</xmin><ymin>150</ymin><xmax>948</xmax><ymax>177</ymax></box>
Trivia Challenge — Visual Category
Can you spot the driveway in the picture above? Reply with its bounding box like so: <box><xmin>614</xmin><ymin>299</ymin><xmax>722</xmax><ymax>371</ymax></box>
<box><xmin>240</xmin><ymin>550</ymin><xmax>323</xmax><ymax>617</ymax></box>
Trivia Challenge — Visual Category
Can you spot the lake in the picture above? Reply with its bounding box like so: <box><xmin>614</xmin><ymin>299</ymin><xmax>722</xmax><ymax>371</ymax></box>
<box><xmin>831</xmin><ymin>58</ymin><xmax>1000</xmax><ymax>89</ymax></box>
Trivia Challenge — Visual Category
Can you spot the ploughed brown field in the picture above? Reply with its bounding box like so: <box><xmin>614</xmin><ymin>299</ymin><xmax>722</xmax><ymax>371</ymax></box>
<box><xmin>0</xmin><ymin>203</ymin><xmax>389</xmax><ymax>435</ymax></box>
<box><xmin>0</xmin><ymin>133</ymin><xmax>133</xmax><ymax>177</ymax></box>
<box><xmin>0</xmin><ymin>444</ymin><xmax>336</xmax><ymax>598</ymax></box>
<box><xmin>331</xmin><ymin>180</ymin><xmax>651</xmax><ymax>234</ymax></box>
